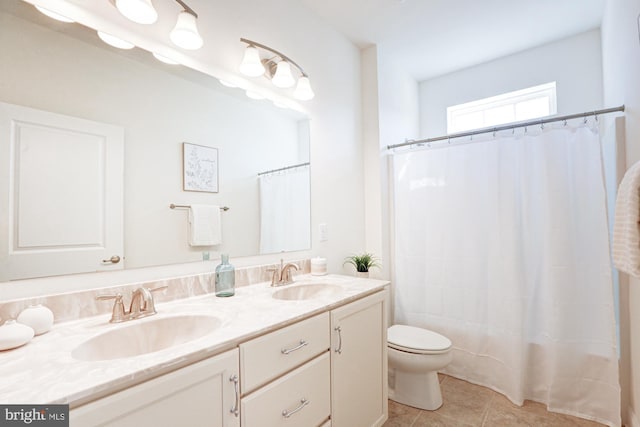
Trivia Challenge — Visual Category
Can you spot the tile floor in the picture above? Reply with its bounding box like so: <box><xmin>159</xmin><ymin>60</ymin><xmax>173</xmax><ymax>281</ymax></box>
<box><xmin>383</xmin><ymin>375</ymin><xmax>606</xmax><ymax>427</ymax></box>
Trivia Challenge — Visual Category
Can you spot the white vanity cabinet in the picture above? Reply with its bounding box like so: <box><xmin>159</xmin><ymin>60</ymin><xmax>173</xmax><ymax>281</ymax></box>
<box><xmin>68</xmin><ymin>287</ymin><xmax>388</xmax><ymax>427</ymax></box>
<box><xmin>239</xmin><ymin>312</ymin><xmax>331</xmax><ymax>426</ymax></box>
<box><xmin>331</xmin><ymin>290</ymin><xmax>388</xmax><ymax>427</ymax></box>
<box><xmin>239</xmin><ymin>289</ymin><xmax>388</xmax><ymax>427</ymax></box>
<box><xmin>70</xmin><ymin>348</ymin><xmax>240</xmax><ymax>427</ymax></box>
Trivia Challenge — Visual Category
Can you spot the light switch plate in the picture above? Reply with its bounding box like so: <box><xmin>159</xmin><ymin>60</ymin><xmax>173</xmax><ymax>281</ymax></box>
<box><xmin>318</xmin><ymin>223</ymin><xmax>328</xmax><ymax>242</ymax></box>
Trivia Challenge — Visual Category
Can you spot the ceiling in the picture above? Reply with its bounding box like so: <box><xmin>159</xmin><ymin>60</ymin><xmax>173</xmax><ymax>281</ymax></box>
<box><xmin>299</xmin><ymin>0</ymin><xmax>606</xmax><ymax>82</ymax></box>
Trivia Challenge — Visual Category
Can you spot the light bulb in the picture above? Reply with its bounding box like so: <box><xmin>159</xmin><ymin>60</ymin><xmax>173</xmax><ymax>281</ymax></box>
<box><xmin>97</xmin><ymin>31</ymin><xmax>134</xmax><ymax>50</ymax></box>
<box><xmin>273</xmin><ymin>100</ymin><xmax>290</xmax><ymax>109</ymax></box>
<box><xmin>246</xmin><ymin>90</ymin><xmax>265</xmax><ymax>100</ymax></box>
<box><xmin>271</xmin><ymin>61</ymin><xmax>295</xmax><ymax>88</ymax></box>
<box><xmin>170</xmin><ymin>11</ymin><xmax>203</xmax><ymax>50</ymax></box>
<box><xmin>219</xmin><ymin>79</ymin><xmax>237</xmax><ymax>88</ymax></box>
<box><xmin>293</xmin><ymin>76</ymin><xmax>315</xmax><ymax>100</ymax></box>
<box><xmin>115</xmin><ymin>0</ymin><xmax>158</xmax><ymax>25</ymax></box>
<box><xmin>239</xmin><ymin>46</ymin><xmax>265</xmax><ymax>77</ymax></box>
<box><xmin>34</xmin><ymin>5</ymin><xmax>74</xmax><ymax>23</ymax></box>
<box><xmin>152</xmin><ymin>52</ymin><xmax>179</xmax><ymax>65</ymax></box>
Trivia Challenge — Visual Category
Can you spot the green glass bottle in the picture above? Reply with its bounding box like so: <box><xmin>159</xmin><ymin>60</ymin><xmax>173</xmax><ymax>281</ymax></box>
<box><xmin>215</xmin><ymin>254</ymin><xmax>235</xmax><ymax>297</ymax></box>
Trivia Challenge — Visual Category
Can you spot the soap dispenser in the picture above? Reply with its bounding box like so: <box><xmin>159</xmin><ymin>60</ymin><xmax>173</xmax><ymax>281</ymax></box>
<box><xmin>215</xmin><ymin>254</ymin><xmax>235</xmax><ymax>297</ymax></box>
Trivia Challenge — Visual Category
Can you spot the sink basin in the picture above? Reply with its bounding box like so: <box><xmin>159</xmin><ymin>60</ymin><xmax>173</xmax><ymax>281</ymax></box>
<box><xmin>272</xmin><ymin>283</ymin><xmax>342</xmax><ymax>301</ymax></box>
<box><xmin>72</xmin><ymin>314</ymin><xmax>221</xmax><ymax>361</ymax></box>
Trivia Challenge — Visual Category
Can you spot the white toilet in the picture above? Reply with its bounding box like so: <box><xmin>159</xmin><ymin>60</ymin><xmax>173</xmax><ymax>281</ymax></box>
<box><xmin>387</xmin><ymin>324</ymin><xmax>453</xmax><ymax>410</ymax></box>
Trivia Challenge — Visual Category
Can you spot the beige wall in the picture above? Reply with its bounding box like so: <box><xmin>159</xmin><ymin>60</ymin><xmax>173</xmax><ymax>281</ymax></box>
<box><xmin>602</xmin><ymin>0</ymin><xmax>640</xmax><ymax>425</ymax></box>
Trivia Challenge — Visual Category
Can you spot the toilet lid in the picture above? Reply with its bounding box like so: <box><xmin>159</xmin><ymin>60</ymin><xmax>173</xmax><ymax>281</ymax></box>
<box><xmin>388</xmin><ymin>325</ymin><xmax>451</xmax><ymax>353</ymax></box>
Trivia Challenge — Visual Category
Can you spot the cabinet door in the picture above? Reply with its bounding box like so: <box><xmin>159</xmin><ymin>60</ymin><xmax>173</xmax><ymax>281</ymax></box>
<box><xmin>70</xmin><ymin>349</ymin><xmax>240</xmax><ymax>427</ymax></box>
<box><xmin>331</xmin><ymin>290</ymin><xmax>388</xmax><ymax>427</ymax></box>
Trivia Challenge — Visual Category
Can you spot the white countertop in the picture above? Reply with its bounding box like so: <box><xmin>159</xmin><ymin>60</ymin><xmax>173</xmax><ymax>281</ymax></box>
<box><xmin>0</xmin><ymin>274</ymin><xmax>388</xmax><ymax>408</ymax></box>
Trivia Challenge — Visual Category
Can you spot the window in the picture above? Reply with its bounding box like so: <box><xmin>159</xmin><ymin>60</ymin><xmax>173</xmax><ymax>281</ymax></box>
<box><xmin>447</xmin><ymin>82</ymin><xmax>557</xmax><ymax>133</ymax></box>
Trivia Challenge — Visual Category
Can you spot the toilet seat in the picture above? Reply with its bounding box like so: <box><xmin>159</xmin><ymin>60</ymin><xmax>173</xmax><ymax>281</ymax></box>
<box><xmin>388</xmin><ymin>325</ymin><xmax>452</xmax><ymax>355</ymax></box>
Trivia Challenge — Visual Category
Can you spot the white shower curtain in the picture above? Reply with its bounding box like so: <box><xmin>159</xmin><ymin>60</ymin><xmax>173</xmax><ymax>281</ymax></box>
<box><xmin>392</xmin><ymin>125</ymin><xmax>620</xmax><ymax>426</ymax></box>
<box><xmin>259</xmin><ymin>165</ymin><xmax>311</xmax><ymax>254</ymax></box>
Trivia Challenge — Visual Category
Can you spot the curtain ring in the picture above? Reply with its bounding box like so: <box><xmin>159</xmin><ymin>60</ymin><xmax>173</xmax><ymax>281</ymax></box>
<box><xmin>563</xmin><ymin>119</ymin><xmax>567</xmax><ymax>127</ymax></box>
<box><xmin>447</xmin><ymin>137</ymin><xmax>451</xmax><ymax>145</ymax></box>
<box><xmin>583</xmin><ymin>115</ymin><xmax>588</xmax><ymax>124</ymax></box>
<box><xmin>524</xmin><ymin>126</ymin><xmax>528</xmax><ymax>133</ymax></box>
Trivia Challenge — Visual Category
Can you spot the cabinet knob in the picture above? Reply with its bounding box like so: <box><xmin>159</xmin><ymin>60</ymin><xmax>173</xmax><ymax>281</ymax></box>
<box><xmin>102</xmin><ymin>255</ymin><xmax>121</xmax><ymax>264</ymax></box>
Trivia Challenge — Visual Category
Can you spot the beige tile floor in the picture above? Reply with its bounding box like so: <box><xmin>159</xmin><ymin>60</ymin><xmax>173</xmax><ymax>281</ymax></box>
<box><xmin>384</xmin><ymin>375</ymin><xmax>607</xmax><ymax>427</ymax></box>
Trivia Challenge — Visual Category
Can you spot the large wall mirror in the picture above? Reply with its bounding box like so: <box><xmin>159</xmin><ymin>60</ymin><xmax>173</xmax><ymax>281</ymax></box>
<box><xmin>0</xmin><ymin>0</ymin><xmax>311</xmax><ymax>282</ymax></box>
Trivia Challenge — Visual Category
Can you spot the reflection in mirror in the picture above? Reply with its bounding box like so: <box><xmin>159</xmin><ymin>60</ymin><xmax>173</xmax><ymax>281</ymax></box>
<box><xmin>0</xmin><ymin>0</ymin><xmax>311</xmax><ymax>282</ymax></box>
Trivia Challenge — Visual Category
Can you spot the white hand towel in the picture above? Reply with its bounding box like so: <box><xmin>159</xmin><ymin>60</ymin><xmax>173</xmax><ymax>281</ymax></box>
<box><xmin>612</xmin><ymin>161</ymin><xmax>640</xmax><ymax>277</ymax></box>
<box><xmin>188</xmin><ymin>205</ymin><xmax>221</xmax><ymax>246</ymax></box>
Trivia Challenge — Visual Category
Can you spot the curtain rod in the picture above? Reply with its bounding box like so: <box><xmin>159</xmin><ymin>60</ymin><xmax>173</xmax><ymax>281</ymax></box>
<box><xmin>387</xmin><ymin>105</ymin><xmax>625</xmax><ymax>150</ymax></box>
<box><xmin>258</xmin><ymin>162</ymin><xmax>310</xmax><ymax>176</ymax></box>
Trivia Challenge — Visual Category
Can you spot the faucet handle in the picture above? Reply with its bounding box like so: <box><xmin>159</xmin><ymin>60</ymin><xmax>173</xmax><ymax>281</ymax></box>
<box><xmin>148</xmin><ymin>285</ymin><xmax>168</xmax><ymax>294</ymax></box>
<box><xmin>96</xmin><ymin>293</ymin><xmax>126</xmax><ymax>323</ymax></box>
<box><xmin>266</xmin><ymin>267</ymin><xmax>281</xmax><ymax>286</ymax></box>
<box><xmin>96</xmin><ymin>293</ymin><xmax>121</xmax><ymax>301</ymax></box>
<box><xmin>146</xmin><ymin>285</ymin><xmax>168</xmax><ymax>313</ymax></box>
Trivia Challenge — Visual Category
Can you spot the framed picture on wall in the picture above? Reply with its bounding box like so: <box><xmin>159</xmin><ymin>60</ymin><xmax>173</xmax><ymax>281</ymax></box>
<box><xmin>182</xmin><ymin>142</ymin><xmax>219</xmax><ymax>193</ymax></box>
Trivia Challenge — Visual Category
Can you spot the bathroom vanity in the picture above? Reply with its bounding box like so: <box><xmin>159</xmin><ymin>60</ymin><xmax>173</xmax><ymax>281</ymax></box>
<box><xmin>0</xmin><ymin>274</ymin><xmax>388</xmax><ymax>427</ymax></box>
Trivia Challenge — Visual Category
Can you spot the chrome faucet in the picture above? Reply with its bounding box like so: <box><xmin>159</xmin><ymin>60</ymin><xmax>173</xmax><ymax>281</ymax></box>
<box><xmin>97</xmin><ymin>285</ymin><xmax>168</xmax><ymax>323</ymax></box>
<box><xmin>267</xmin><ymin>259</ymin><xmax>299</xmax><ymax>287</ymax></box>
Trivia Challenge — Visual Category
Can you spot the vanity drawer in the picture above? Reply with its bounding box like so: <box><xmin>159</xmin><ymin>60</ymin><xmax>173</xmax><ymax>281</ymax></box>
<box><xmin>240</xmin><ymin>312</ymin><xmax>329</xmax><ymax>393</ymax></box>
<box><xmin>241</xmin><ymin>352</ymin><xmax>330</xmax><ymax>427</ymax></box>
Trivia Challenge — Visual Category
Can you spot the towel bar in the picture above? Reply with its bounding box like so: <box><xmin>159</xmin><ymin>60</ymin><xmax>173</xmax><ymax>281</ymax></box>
<box><xmin>170</xmin><ymin>204</ymin><xmax>229</xmax><ymax>211</ymax></box>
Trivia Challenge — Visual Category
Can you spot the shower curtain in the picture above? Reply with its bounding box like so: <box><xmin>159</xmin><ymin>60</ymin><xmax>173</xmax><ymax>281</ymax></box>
<box><xmin>392</xmin><ymin>125</ymin><xmax>620</xmax><ymax>426</ymax></box>
<box><xmin>259</xmin><ymin>165</ymin><xmax>310</xmax><ymax>254</ymax></box>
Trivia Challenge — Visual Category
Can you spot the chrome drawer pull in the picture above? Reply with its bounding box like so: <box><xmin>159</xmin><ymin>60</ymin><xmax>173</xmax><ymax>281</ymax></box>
<box><xmin>281</xmin><ymin>340</ymin><xmax>308</xmax><ymax>355</ymax></box>
<box><xmin>282</xmin><ymin>398</ymin><xmax>309</xmax><ymax>418</ymax></box>
<box><xmin>229</xmin><ymin>374</ymin><xmax>239</xmax><ymax>417</ymax></box>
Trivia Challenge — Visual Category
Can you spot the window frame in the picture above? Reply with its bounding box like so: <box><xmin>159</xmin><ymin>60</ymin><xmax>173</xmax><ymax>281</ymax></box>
<box><xmin>446</xmin><ymin>82</ymin><xmax>557</xmax><ymax>133</ymax></box>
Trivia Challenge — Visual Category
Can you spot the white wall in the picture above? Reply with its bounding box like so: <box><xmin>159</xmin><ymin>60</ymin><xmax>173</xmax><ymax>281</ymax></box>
<box><xmin>601</xmin><ymin>1</ymin><xmax>640</xmax><ymax>425</ymax></box>
<box><xmin>362</xmin><ymin>44</ymin><xmax>420</xmax><ymax>283</ymax></box>
<box><xmin>0</xmin><ymin>0</ymin><xmax>364</xmax><ymax>296</ymax></box>
<box><xmin>419</xmin><ymin>29</ymin><xmax>604</xmax><ymax>138</ymax></box>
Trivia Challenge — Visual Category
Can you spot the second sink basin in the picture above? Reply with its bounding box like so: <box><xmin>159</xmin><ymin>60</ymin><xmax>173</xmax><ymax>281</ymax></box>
<box><xmin>272</xmin><ymin>283</ymin><xmax>342</xmax><ymax>301</ymax></box>
<box><xmin>72</xmin><ymin>314</ymin><xmax>221</xmax><ymax>362</ymax></box>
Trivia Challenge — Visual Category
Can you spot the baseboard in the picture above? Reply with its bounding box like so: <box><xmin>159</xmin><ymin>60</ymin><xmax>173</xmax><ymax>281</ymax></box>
<box><xmin>629</xmin><ymin>405</ymin><xmax>640</xmax><ymax>427</ymax></box>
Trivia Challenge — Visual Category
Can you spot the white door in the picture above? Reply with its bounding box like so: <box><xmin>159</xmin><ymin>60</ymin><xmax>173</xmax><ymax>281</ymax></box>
<box><xmin>0</xmin><ymin>101</ymin><xmax>124</xmax><ymax>281</ymax></box>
